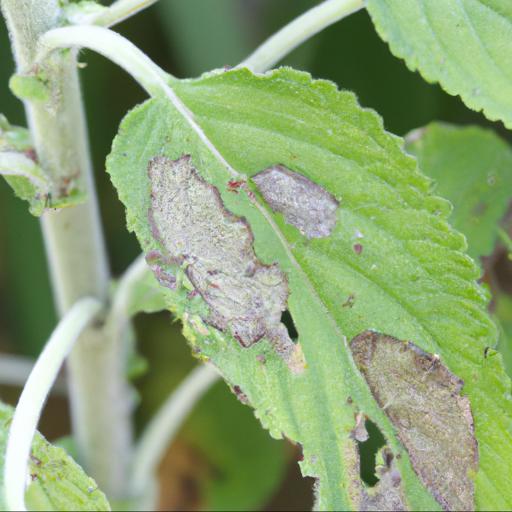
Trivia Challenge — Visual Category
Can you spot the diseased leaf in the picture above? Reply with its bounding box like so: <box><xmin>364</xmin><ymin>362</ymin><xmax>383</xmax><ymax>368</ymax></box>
<box><xmin>0</xmin><ymin>401</ymin><xmax>110</xmax><ymax>511</ymax></box>
<box><xmin>148</xmin><ymin>155</ymin><xmax>292</xmax><ymax>352</ymax></box>
<box><xmin>9</xmin><ymin>73</ymin><xmax>50</xmax><ymax>103</ymax></box>
<box><xmin>107</xmin><ymin>67</ymin><xmax>512</xmax><ymax>510</ymax></box>
<box><xmin>366</xmin><ymin>0</ymin><xmax>512</xmax><ymax>128</ymax></box>
<box><xmin>351</xmin><ymin>331</ymin><xmax>478</xmax><ymax>511</ymax></box>
<box><xmin>406</xmin><ymin>123</ymin><xmax>512</xmax><ymax>261</ymax></box>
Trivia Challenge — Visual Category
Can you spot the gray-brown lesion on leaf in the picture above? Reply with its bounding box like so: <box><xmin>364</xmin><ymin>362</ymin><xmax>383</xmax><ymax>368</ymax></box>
<box><xmin>252</xmin><ymin>164</ymin><xmax>339</xmax><ymax>239</ymax></box>
<box><xmin>145</xmin><ymin>249</ymin><xmax>177</xmax><ymax>290</ymax></box>
<box><xmin>350</xmin><ymin>331</ymin><xmax>478</xmax><ymax>511</ymax></box>
<box><xmin>147</xmin><ymin>155</ymin><xmax>304</xmax><ymax>371</ymax></box>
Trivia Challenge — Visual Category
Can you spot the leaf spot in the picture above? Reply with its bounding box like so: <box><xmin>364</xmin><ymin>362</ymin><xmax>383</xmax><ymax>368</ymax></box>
<box><xmin>353</xmin><ymin>243</ymin><xmax>363</xmax><ymax>255</ymax></box>
<box><xmin>148</xmin><ymin>156</ymin><xmax>303</xmax><ymax>371</ymax></box>
<box><xmin>233</xmin><ymin>385</ymin><xmax>249</xmax><ymax>404</ymax></box>
<box><xmin>252</xmin><ymin>164</ymin><xmax>339</xmax><ymax>239</ymax></box>
<box><xmin>342</xmin><ymin>294</ymin><xmax>356</xmax><ymax>308</ymax></box>
<box><xmin>350</xmin><ymin>331</ymin><xmax>478</xmax><ymax>511</ymax></box>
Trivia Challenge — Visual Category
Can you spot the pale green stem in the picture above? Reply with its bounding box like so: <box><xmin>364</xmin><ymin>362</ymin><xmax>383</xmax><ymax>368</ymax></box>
<box><xmin>4</xmin><ymin>298</ymin><xmax>101</xmax><ymax>512</ymax></box>
<box><xmin>37</xmin><ymin>25</ymin><xmax>172</xmax><ymax>96</ymax></box>
<box><xmin>240</xmin><ymin>0</ymin><xmax>365</xmax><ymax>72</ymax></box>
<box><xmin>93</xmin><ymin>0</ymin><xmax>162</xmax><ymax>27</ymax></box>
<box><xmin>110</xmin><ymin>253</ymin><xmax>150</xmax><ymax>321</ymax></box>
<box><xmin>103</xmin><ymin>255</ymin><xmax>151</xmax><ymax>405</ymax></box>
<box><xmin>1</xmin><ymin>0</ymin><xmax>132</xmax><ymax>498</ymax></box>
<box><xmin>130</xmin><ymin>364</ymin><xmax>220</xmax><ymax>506</ymax></box>
<box><xmin>0</xmin><ymin>353</ymin><xmax>67</xmax><ymax>394</ymax></box>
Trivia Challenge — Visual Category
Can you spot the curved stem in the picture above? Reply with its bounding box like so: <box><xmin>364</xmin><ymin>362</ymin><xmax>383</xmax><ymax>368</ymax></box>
<box><xmin>110</xmin><ymin>254</ymin><xmax>150</xmax><ymax>321</ymax></box>
<box><xmin>4</xmin><ymin>297</ymin><xmax>102</xmax><ymax>512</ymax></box>
<box><xmin>36</xmin><ymin>25</ymin><xmax>172</xmax><ymax>96</ymax></box>
<box><xmin>239</xmin><ymin>0</ymin><xmax>365</xmax><ymax>72</ymax></box>
<box><xmin>0</xmin><ymin>354</ymin><xmax>67</xmax><ymax>394</ymax></box>
<box><xmin>130</xmin><ymin>364</ymin><xmax>219</xmax><ymax>502</ymax></box>
<box><xmin>93</xmin><ymin>0</ymin><xmax>162</xmax><ymax>28</ymax></box>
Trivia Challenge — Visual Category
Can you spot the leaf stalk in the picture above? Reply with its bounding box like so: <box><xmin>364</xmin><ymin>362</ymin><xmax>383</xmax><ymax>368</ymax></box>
<box><xmin>240</xmin><ymin>0</ymin><xmax>365</xmax><ymax>72</ymax></box>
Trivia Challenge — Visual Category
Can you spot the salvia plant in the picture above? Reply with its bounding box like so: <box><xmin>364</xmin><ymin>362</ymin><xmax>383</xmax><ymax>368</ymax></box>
<box><xmin>0</xmin><ymin>0</ymin><xmax>512</xmax><ymax>511</ymax></box>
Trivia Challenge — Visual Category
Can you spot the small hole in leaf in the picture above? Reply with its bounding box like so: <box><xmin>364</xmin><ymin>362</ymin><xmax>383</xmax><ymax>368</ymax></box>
<box><xmin>281</xmin><ymin>310</ymin><xmax>298</xmax><ymax>341</ymax></box>
<box><xmin>357</xmin><ymin>419</ymin><xmax>386</xmax><ymax>487</ymax></box>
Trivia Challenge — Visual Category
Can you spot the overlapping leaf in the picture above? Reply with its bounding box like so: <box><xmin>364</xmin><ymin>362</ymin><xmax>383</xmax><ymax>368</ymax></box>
<box><xmin>0</xmin><ymin>115</ymin><xmax>50</xmax><ymax>216</ymax></box>
<box><xmin>107</xmin><ymin>67</ymin><xmax>512</xmax><ymax>510</ymax></box>
<box><xmin>0</xmin><ymin>401</ymin><xmax>110</xmax><ymax>511</ymax></box>
<box><xmin>406</xmin><ymin>122</ymin><xmax>512</xmax><ymax>261</ymax></box>
<box><xmin>0</xmin><ymin>114</ymin><xmax>86</xmax><ymax>215</ymax></box>
<box><xmin>366</xmin><ymin>0</ymin><xmax>512</xmax><ymax>128</ymax></box>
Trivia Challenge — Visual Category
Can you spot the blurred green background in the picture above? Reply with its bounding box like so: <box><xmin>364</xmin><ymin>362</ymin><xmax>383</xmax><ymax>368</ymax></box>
<box><xmin>1</xmin><ymin>1</ymin><xmax>510</xmax><ymax>510</ymax></box>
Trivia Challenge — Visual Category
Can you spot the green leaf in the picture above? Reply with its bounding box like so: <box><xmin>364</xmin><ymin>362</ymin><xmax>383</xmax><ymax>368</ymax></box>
<box><xmin>9</xmin><ymin>74</ymin><xmax>50</xmax><ymax>103</ymax></box>
<box><xmin>0</xmin><ymin>116</ymin><xmax>50</xmax><ymax>216</ymax></box>
<box><xmin>0</xmin><ymin>115</ymin><xmax>84</xmax><ymax>215</ymax></box>
<box><xmin>0</xmin><ymin>401</ymin><xmax>110</xmax><ymax>511</ymax></box>
<box><xmin>107</xmin><ymin>67</ymin><xmax>512</xmax><ymax>510</ymax></box>
<box><xmin>405</xmin><ymin>123</ymin><xmax>512</xmax><ymax>261</ymax></box>
<box><xmin>366</xmin><ymin>0</ymin><xmax>512</xmax><ymax>128</ymax></box>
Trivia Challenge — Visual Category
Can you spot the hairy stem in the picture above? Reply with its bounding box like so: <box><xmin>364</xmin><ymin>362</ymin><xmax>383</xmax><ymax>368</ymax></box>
<box><xmin>240</xmin><ymin>0</ymin><xmax>365</xmax><ymax>72</ymax></box>
<box><xmin>130</xmin><ymin>364</ymin><xmax>220</xmax><ymax>506</ymax></box>
<box><xmin>1</xmin><ymin>0</ymin><xmax>133</xmax><ymax>498</ymax></box>
<box><xmin>38</xmin><ymin>25</ymin><xmax>172</xmax><ymax>94</ymax></box>
<box><xmin>0</xmin><ymin>353</ymin><xmax>66</xmax><ymax>394</ymax></box>
<box><xmin>93</xmin><ymin>0</ymin><xmax>162</xmax><ymax>28</ymax></box>
<box><xmin>4</xmin><ymin>298</ymin><xmax>101</xmax><ymax>512</ymax></box>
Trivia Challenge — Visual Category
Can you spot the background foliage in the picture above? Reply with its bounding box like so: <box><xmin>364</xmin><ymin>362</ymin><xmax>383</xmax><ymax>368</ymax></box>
<box><xmin>1</xmin><ymin>1</ymin><xmax>511</xmax><ymax>510</ymax></box>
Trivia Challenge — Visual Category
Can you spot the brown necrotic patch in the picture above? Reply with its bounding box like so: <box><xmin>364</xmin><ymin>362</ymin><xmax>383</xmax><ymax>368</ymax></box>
<box><xmin>252</xmin><ymin>164</ymin><xmax>339</xmax><ymax>239</ymax></box>
<box><xmin>147</xmin><ymin>155</ymin><xmax>295</xmax><ymax>355</ymax></box>
<box><xmin>350</xmin><ymin>331</ymin><xmax>478</xmax><ymax>511</ymax></box>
